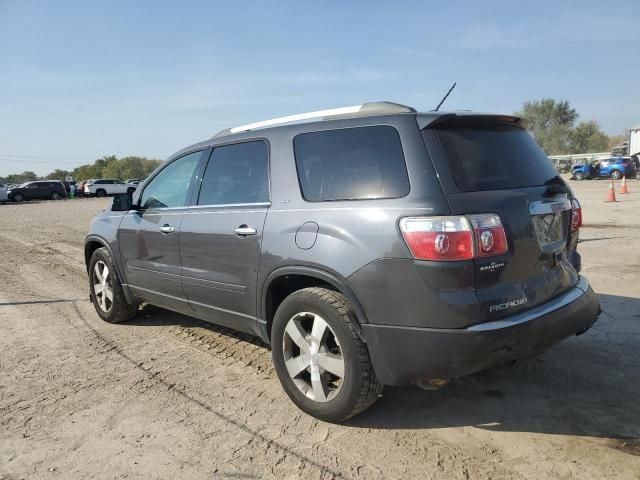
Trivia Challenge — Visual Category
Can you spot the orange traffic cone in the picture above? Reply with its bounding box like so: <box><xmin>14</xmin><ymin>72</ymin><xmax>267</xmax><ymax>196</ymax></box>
<box><xmin>606</xmin><ymin>179</ymin><xmax>617</xmax><ymax>202</ymax></box>
<box><xmin>620</xmin><ymin>176</ymin><xmax>629</xmax><ymax>194</ymax></box>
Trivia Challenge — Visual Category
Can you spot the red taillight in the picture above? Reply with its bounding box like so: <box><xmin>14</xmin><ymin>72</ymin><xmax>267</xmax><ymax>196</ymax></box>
<box><xmin>468</xmin><ymin>214</ymin><xmax>508</xmax><ymax>257</ymax></box>
<box><xmin>399</xmin><ymin>217</ymin><xmax>474</xmax><ymax>261</ymax></box>
<box><xmin>570</xmin><ymin>199</ymin><xmax>582</xmax><ymax>232</ymax></box>
<box><xmin>399</xmin><ymin>214</ymin><xmax>507</xmax><ymax>261</ymax></box>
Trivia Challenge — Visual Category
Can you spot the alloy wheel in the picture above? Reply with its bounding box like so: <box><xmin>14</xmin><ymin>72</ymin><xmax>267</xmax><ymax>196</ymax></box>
<box><xmin>282</xmin><ymin>312</ymin><xmax>345</xmax><ymax>402</ymax></box>
<box><xmin>92</xmin><ymin>260</ymin><xmax>113</xmax><ymax>312</ymax></box>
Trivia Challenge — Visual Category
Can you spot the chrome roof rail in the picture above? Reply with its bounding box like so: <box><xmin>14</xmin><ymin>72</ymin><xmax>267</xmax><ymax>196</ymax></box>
<box><xmin>214</xmin><ymin>101</ymin><xmax>415</xmax><ymax>137</ymax></box>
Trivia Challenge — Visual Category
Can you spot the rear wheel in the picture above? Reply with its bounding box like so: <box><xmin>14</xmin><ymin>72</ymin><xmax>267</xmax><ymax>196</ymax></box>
<box><xmin>611</xmin><ymin>170</ymin><xmax>622</xmax><ymax>180</ymax></box>
<box><xmin>271</xmin><ymin>287</ymin><xmax>382</xmax><ymax>422</ymax></box>
<box><xmin>574</xmin><ymin>172</ymin><xmax>584</xmax><ymax>181</ymax></box>
<box><xmin>96</xmin><ymin>189</ymin><xmax>107</xmax><ymax>197</ymax></box>
<box><xmin>51</xmin><ymin>191</ymin><xmax>61</xmax><ymax>200</ymax></box>
<box><xmin>89</xmin><ymin>247</ymin><xmax>138</xmax><ymax>323</ymax></box>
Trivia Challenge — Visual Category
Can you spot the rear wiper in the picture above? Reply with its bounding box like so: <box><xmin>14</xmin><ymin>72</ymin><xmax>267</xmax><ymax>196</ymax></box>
<box><xmin>543</xmin><ymin>176</ymin><xmax>569</xmax><ymax>196</ymax></box>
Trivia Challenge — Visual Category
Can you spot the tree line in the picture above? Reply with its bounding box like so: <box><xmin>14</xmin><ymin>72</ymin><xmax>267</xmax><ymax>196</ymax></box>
<box><xmin>0</xmin><ymin>155</ymin><xmax>163</xmax><ymax>185</ymax></box>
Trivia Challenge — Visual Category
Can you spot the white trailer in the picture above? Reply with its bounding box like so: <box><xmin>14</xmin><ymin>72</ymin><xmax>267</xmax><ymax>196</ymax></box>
<box><xmin>629</xmin><ymin>125</ymin><xmax>640</xmax><ymax>157</ymax></box>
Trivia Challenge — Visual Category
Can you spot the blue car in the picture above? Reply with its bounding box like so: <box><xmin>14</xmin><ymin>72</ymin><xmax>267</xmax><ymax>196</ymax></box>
<box><xmin>571</xmin><ymin>157</ymin><xmax>636</xmax><ymax>180</ymax></box>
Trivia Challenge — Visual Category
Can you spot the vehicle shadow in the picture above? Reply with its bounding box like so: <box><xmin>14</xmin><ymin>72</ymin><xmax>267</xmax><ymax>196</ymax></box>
<box><xmin>348</xmin><ymin>293</ymin><xmax>640</xmax><ymax>441</ymax></box>
<box><xmin>127</xmin><ymin>304</ymin><xmax>268</xmax><ymax>348</ymax></box>
<box><xmin>0</xmin><ymin>200</ymin><xmax>45</xmax><ymax>206</ymax></box>
<box><xmin>126</xmin><ymin>294</ymin><xmax>639</xmax><ymax>441</ymax></box>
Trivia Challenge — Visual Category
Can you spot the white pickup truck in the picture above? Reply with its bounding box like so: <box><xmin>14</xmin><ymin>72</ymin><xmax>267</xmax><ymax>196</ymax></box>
<box><xmin>84</xmin><ymin>179</ymin><xmax>138</xmax><ymax>197</ymax></box>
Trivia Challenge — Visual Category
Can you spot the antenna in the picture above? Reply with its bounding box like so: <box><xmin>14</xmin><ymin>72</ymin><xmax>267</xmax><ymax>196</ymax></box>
<box><xmin>433</xmin><ymin>82</ymin><xmax>456</xmax><ymax>111</ymax></box>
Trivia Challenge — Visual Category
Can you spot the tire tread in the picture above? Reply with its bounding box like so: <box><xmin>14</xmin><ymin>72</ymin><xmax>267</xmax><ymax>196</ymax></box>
<box><xmin>297</xmin><ymin>287</ymin><xmax>383</xmax><ymax>419</ymax></box>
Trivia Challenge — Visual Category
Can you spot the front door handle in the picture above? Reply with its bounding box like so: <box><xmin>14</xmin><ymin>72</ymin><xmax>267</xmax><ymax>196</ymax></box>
<box><xmin>160</xmin><ymin>224</ymin><xmax>176</xmax><ymax>234</ymax></box>
<box><xmin>234</xmin><ymin>225</ymin><xmax>257</xmax><ymax>236</ymax></box>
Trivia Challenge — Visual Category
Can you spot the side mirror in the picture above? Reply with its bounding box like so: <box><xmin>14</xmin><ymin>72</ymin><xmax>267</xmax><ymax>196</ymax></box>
<box><xmin>112</xmin><ymin>193</ymin><xmax>134</xmax><ymax>211</ymax></box>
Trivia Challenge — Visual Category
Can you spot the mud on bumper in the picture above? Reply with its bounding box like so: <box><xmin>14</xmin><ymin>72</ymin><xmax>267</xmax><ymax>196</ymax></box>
<box><xmin>362</xmin><ymin>276</ymin><xmax>600</xmax><ymax>385</ymax></box>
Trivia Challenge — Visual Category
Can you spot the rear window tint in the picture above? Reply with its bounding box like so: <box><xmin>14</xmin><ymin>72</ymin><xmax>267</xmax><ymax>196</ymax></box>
<box><xmin>294</xmin><ymin>126</ymin><xmax>409</xmax><ymax>201</ymax></box>
<box><xmin>433</xmin><ymin>126</ymin><xmax>558</xmax><ymax>191</ymax></box>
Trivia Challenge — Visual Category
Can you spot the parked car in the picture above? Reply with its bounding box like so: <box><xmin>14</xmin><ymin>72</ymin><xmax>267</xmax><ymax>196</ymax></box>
<box><xmin>85</xmin><ymin>102</ymin><xmax>600</xmax><ymax>422</ymax></box>
<box><xmin>0</xmin><ymin>183</ymin><xmax>8</xmax><ymax>202</ymax></box>
<box><xmin>75</xmin><ymin>179</ymin><xmax>90</xmax><ymax>196</ymax></box>
<box><xmin>125</xmin><ymin>178</ymin><xmax>143</xmax><ymax>185</ymax></box>
<box><xmin>8</xmin><ymin>181</ymin><xmax>67</xmax><ymax>202</ymax></box>
<box><xmin>84</xmin><ymin>179</ymin><xmax>137</xmax><ymax>197</ymax></box>
<box><xmin>571</xmin><ymin>156</ymin><xmax>636</xmax><ymax>180</ymax></box>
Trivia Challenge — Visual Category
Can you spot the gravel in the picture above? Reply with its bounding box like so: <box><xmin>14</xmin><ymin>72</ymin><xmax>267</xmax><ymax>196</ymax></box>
<box><xmin>0</xmin><ymin>186</ymin><xmax>639</xmax><ymax>479</ymax></box>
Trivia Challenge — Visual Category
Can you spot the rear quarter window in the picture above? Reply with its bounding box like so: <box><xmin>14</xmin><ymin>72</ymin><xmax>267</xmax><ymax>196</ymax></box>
<box><xmin>433</xmin><ymin>126</ymin><xmax>558</xmax><ymax>191</ymax></box>
<box><xmin>293</xmin><ymin>125</ymin><xmax>409</xmax><ymax>202</ymax></box>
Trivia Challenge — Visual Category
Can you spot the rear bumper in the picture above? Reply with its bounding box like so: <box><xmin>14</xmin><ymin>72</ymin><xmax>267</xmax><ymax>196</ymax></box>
<box><xmin>362</xmin><ymin>276</ymin><xmax>600</xmax><ymax>385</ymax></box>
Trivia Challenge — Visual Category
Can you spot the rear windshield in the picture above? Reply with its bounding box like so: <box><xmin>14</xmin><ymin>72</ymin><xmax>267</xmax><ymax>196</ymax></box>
<box><xmin>294</xmin><ymin>126</ymin><xmax>409</xmax><ymax>202</ymax></box>
<box><xmin>433</xmin><ymin>126</ymin><xmax>558</xmax><ymax>191</ymax></box>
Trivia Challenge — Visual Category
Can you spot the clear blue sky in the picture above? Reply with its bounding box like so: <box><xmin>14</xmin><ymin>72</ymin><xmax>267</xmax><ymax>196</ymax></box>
<box><xmin>0</xmin><ymin>0</ymin><xmax>638</xmax><ymax>176</ymax></box>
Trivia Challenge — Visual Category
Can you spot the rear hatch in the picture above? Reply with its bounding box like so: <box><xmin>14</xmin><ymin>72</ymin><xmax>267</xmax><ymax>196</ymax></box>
<box><xmin>421</xmin><ymin>115</ymin><xmax>580</xmax><ymax>322</ymax></box>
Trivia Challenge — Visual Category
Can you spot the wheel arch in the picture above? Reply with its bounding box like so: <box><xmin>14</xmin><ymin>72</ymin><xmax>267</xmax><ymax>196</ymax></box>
<box><xmin>85</xmin><ymin>235</ymin><xmax>135</xmax><ymax>304</ymax></box>
<box><xmin>260</xmin><ymin>266</ymin><xmax>369</xmax><ymax>344</ymax></box>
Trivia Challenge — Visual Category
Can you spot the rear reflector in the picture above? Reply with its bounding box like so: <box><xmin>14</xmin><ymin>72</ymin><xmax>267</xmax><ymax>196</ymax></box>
<box><xmin>400</xmin><ymin>214</ymin><xmax>508</xmax><ymax>261</ymax></box>
<box><xmin>570</xmin><ymin>199</ymin><xmax>582</xmax><ymax>232</ymax></box>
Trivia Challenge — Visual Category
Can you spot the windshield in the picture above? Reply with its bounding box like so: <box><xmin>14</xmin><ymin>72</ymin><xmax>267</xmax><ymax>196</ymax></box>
<box><xmin>432</xmin><ymin>126</ymin><xmax>558</xmax><ymax>192</ymax></box>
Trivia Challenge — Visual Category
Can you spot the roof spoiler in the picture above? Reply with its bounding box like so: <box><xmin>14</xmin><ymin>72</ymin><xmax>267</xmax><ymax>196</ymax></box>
<box><xmin>417</xmin><ymin>113</ymin><xmax>524</xmax><ymax>130</ymax></box>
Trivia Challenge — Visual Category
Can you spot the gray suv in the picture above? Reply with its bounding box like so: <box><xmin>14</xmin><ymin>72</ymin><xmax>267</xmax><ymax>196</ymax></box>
<box><xmin>85</xmin><ymin>102</ymin><xmax>600</xmax><ymax>422</ymax></box>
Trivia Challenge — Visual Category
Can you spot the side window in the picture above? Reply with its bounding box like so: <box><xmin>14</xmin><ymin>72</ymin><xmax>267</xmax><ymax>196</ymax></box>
<box><xmin>197</xmin><ymin>140</ymin><xmax>269</xmax><ymax>205</ymax></box>
<box><xmin>140</xmin><ymin>151</ymin><xmax>202</xmax><ymax>209</ymax></box>
<box><xmin>293</xmin><ymin>126</ymin><xmax>409</xmax><ymax>201</ymax></box>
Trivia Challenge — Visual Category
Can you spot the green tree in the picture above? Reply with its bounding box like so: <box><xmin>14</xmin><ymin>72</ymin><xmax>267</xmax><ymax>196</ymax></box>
<box><xmin>516</xmin><ymin>98</ymin><xmax>578</xmax><ymax>154</ymax></box>
<box><xmin>516</xmin><ymin>98</ymin><xmax>610</xmax><ymax>155</ymax></box>
<box><xmin>571</xmin><ymin>121</ymin><xmax>610</xmax><ymax>154</ymax></box>
<box><xmin>46</xmin><ymin>169</ymin><xmax>71</xmax><ymax>180</ymax></box>
<box><xmin>5</xmin><ymin>171</ymin><xmax>37</xmax><ymax>184</ymax></box>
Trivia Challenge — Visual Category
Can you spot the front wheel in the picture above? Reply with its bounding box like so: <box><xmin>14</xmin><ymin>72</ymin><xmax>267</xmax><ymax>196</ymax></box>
<box><xmin>611</xmin><ymin>170</ymin><xmax>622</xmax><ymax>180</ymax></box>
<box><xmin>89</xmin><ymin>247</ymin><xmax>138</xmax><ymax>323</ymax></box>
<box><xmin>574</xmin><ymin>172</ymin><xmax>584</xmax><ymax>181</ymax></box>
<box><xmin>271</xmin><ymin>287</ymin><xmax>382</xmax><ymax>422</ymax></box>
<box><xmin>13</xmin><ymin>193</ymin><xmax>24</xmax><ymax>202</ymax></box>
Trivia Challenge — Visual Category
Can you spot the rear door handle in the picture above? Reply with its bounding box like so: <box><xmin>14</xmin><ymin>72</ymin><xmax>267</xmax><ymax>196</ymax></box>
<box><xmin>234</xmin><ymin>225</ymin><xmax>257</xmax><ymax>236</ymax></box>
<box><xmin>160</xmin><ymin>224</ymin><xmax>176</xmax><ymax>234</ymax></box>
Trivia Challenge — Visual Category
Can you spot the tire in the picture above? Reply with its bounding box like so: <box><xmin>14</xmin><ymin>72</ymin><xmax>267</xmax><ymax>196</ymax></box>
<box><xmin>96</xmin><ymin>189</ymin><xmax>107</xmax><ymax>197</ymax></box>
<box><xmin>271</xmin><ymin>287</ymin><xmax>382</xmax><ymax>422</ymax></box>
<box><xmin>51</xmin><ymin>191</ymin><xmax>61</xmax><ymax>200</ymax></box>
<box><xmin>574</xmin><ymin>172</ymin><xmax>584</xmax><ymax>181</ymax></box>
<box><xmin>611</xmin><ymin>170</ymin><xmax>622</xmax><ymax>180</ymax></box>
<box><xmin>13</xmin><ymin>193</ymin><xmax>24</xmax><ymax>202</ymax></box>
<box><xmin>88</xmin><ymin>247</ymin><xmax>138</xmax><ymax>323</ymax></box>
<box><xmin>127</xmin><ymin>187</ymin><xmax>136</xmax><ymax>195</ymax></box>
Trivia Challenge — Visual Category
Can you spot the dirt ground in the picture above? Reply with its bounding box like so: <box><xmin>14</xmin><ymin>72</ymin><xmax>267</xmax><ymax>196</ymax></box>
<box><xmin>1</xmin><ymin>178</ymin><xmax>639</xmax><ymax>480</ymax></box>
